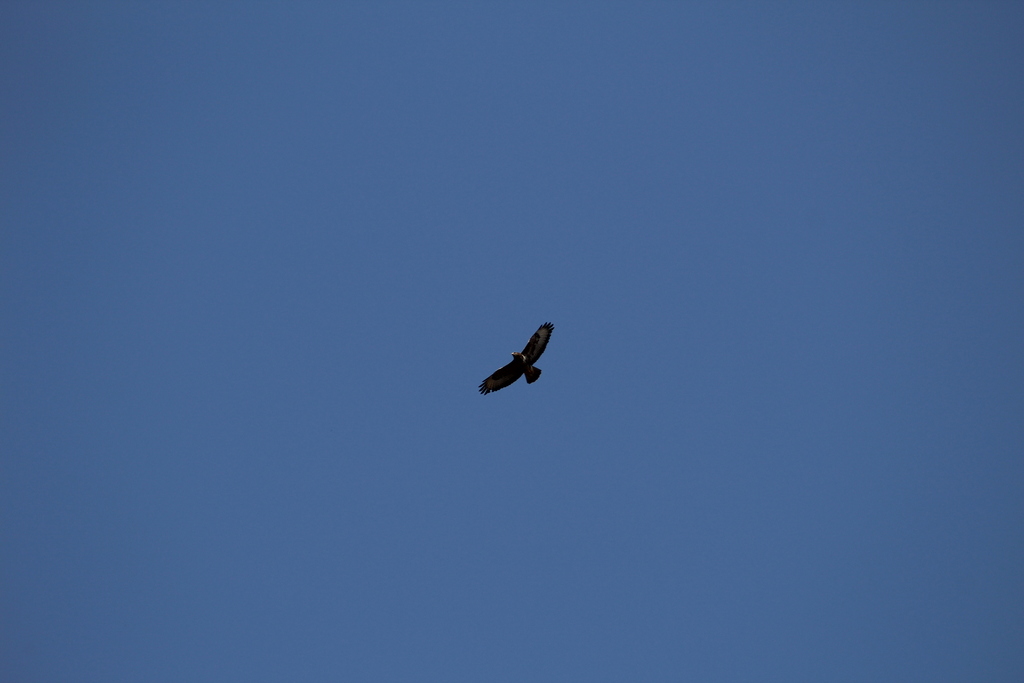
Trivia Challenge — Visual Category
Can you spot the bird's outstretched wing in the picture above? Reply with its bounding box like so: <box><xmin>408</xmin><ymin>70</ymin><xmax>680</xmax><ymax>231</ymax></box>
<box><xmin>521</xmin><ymin>322</ymin><xmax>554</xmax><ymax>365</ymax></box>
<box><xmin>479</xmin><ymin>357</ymin><xmax>525</xmax><ymax>394</ymax></box>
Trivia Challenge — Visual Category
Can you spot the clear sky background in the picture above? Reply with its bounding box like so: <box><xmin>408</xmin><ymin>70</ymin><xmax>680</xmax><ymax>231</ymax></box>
<box><xmin>2</xmin><ymin>3</ymin><xmax>1022</xmax><ymax>681</ymax></box>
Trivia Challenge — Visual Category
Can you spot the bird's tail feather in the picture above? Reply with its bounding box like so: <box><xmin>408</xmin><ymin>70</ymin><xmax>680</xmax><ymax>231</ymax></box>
<box><xmin>524</xmin><ymin>366</ymin><xmax>542</xmax><ymax>383</ymax></box>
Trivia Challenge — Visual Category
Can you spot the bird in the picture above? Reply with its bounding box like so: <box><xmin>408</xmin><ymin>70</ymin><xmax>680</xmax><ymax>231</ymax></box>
<box><xmin>479</xmin><ymin>322</ymin><xmax>554</xmax><ymax>395</ymax></box>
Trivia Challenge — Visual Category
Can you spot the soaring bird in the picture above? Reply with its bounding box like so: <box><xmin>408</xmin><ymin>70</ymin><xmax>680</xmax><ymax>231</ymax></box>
<box><xmin>479</xmin><ymin>322</ymin><xmax>554</xmax><ymax>395</ymax></box>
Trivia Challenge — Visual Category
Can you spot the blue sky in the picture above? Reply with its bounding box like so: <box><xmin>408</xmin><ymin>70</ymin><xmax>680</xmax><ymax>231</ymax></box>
<box><xmin>2</xmin><ymin>2</ymin><xmax>1022</xmax><ymax>681</ymax></box>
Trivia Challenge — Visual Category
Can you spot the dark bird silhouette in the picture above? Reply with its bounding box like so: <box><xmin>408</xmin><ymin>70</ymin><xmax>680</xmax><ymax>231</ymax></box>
<box><xmin>479</xmin><ymin>322</ymin><xmax>554</xmax><ymax>394</ymax></box>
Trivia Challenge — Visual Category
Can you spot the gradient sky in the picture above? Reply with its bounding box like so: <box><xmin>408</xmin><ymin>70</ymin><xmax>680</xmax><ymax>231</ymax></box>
<box><xmin>2</xmin><ymin>3</ymin><xmax>1023</xmax><ymax>681</ymax></box>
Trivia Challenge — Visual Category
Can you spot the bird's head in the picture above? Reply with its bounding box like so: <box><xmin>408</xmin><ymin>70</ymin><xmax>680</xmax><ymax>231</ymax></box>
<box><xmin>511</xmin><ymin>352</ymin><xmax>526</xmax><ymax>361</ymax></box>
